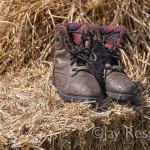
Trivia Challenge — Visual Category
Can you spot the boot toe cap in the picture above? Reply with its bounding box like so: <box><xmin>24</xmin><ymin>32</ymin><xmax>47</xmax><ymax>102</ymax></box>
<box><xmin>65</xmin><ymin>76</ymin><xmax>102</xmax><ymax>97</ymax></box>
<box><xmin>54</xmin><ymin>72</ymin><xmax>102</xmax><ymax>101</ymax></box>
<box><xmin>106</xmin><ymin>73</ymin><xmax>137</xmax><ymax>94</ymax></box>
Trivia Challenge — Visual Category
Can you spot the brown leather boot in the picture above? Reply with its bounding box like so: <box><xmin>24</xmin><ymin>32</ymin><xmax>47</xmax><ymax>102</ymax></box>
<box><xmin>52</xmin><ymin>23</ymin><xmax>102</xmax><ymax>102</ymax></box>
<box><xmin>88</xmin><ymin>25</ymin><xmax>138</xmax><ymax>100</ymax></box>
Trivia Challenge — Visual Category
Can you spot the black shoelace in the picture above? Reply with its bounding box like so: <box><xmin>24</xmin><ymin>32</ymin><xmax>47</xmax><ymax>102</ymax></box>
<box><xmin>96</xmin><ymin>29</ymin><xmax>137</xmax><ymax>75</ymax></box>
<box><xmin>61</xmin><ymin>30</ymin><xmax>98</xmax><ymax>77</ymax></box>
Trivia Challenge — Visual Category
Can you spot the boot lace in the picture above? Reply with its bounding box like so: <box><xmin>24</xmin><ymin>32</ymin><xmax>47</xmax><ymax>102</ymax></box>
<box><xmin>94</xmin><ymin>29</ymin><xmax>137</xmax><ymax>75</ymax></box>
<box><xmin>61</xmin><ymin>31</ymin><xmax>97</xmax><ymax>77</ymax></box>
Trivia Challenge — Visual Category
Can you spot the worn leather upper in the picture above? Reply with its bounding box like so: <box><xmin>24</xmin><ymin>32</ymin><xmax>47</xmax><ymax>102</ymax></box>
<box><xmin>88</xmin><ymin>25</ymin><xmax>137</xmax><ymax>94</ymax></box>
<box><xmin>53</xmin><ymin>23</ymin><xmax>102</xmax><ymax>97</ymax></box>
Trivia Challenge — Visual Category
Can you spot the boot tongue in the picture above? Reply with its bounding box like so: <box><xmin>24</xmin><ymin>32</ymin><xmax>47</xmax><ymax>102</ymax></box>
<box><xmin>55</xmin><ymin>22</ymin><xmax>89</xmax><ymax>45</ymax></box>
<box><xmin>93</xmin><ymin>26</ymin><xmax>125</xmax><ymax>68</ymax></box>
<box><xmin>95</xmin><ymin>25</ymin><xmax>125</xmax><ymax>49</ymax></box>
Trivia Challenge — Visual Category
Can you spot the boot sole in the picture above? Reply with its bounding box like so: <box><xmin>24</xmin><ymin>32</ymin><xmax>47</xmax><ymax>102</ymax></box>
<box><xmin>106</xmin><ymin>91</ymin><xmax>139</xmax><ymax>101</ymax></box>
<box><xmin>52</xmin><ymin>75</ymin><xmax>102</xmax><ymax>103</ymax></box>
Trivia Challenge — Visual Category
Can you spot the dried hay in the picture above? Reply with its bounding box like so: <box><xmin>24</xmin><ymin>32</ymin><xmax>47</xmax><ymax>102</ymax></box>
<box><xmin>0</xmin><ymin>0</ymin><xmax>150</xmax><ymax>149</ymax></box>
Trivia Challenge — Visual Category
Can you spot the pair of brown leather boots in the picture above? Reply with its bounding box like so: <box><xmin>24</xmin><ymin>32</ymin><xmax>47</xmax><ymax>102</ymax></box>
<box><xmin>52</xmin><ymin>22</ymin><xmax>138</xmax><ymax>102</ymax></box>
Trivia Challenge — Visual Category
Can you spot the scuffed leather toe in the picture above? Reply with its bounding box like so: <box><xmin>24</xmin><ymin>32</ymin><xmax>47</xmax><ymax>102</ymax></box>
<box><xmin>106</xmin><ymin>72</ymin><xmax>137</xmax><ymax>94</ymax></box>
<box><xmin>65</xmin><ymin>72</ymin><xmax>102</xmax><ymax>97</ymax></box>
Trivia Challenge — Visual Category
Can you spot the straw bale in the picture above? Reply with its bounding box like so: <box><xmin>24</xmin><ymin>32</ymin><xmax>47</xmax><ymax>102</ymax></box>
<box><xmin>0</xmin><ymin>0</ymin><xmax>150</xmax><ymax>149</ymax></box>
